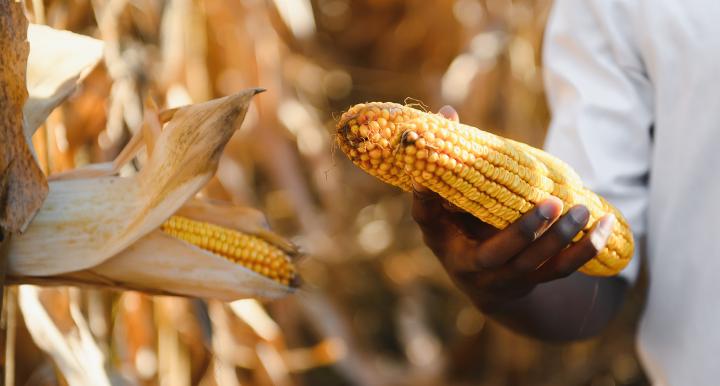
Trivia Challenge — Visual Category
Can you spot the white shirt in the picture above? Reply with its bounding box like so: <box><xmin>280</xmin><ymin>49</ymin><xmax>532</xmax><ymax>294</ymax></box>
<box><xmin>543</xmin><ymin>0</ymin><xmax>720</xmax><ymax>385</ymax></box>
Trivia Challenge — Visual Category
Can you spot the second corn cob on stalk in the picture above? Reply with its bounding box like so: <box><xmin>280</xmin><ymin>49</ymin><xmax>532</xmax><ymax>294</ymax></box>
<box><xmin>336</xmin><ymin>102</ymin><xmax>633</xmax><ymax>276</ymax></box>
<box><xmin>8</xmin><ymin>88</ymin><xmax>298</xmax><ymax>300</ymax></box>
<box><xmin>160</xmin><ymin>215</ymin><xmax>296</xmax><ymax>286</ymax></box>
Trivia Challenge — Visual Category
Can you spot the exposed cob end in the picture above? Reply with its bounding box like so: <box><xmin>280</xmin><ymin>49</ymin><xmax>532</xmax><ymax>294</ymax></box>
<box><xmin>336</xmin><ymin>102</ymin><xmax>423</xmax><ymax>191</ymax></box>
<box><xmin>160</xmin><ymin>215</ymin><xmax>296</xmax><ymax>286</ymax></box>
<box><xmin>336</xmin><ymin>102</ymin><xmax>634</xmax><ymax>277</ymax></box>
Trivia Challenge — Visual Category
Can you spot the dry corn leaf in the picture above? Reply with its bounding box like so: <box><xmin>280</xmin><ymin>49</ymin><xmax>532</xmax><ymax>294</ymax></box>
<box><xmin>0</xmin><ymin>2</ymin><xmax>48</xmax><ymax>233</ymax></box>
<box><xmin>23</xmin><ymin>24</ymin><xmax>104</xmax><ymax>138</ymax></box>
<box><xmin>19</xmin><ymin>286</ymin><xmax>112</xmax><ymax>386</ymax></box>
<box><xmin>9</xmin><ymin>89</ymin><xmax>263</xmax><ymax>276</ymax></box>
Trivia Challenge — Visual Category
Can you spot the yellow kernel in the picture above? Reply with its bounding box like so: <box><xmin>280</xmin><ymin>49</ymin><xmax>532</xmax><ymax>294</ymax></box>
<box><xmin>359</xmin><ymin>125</ymin><xmax>370</xmax><ymax>137</ymax></box>
<box><xmin>160</xmin><ymin>216</ymin><xmax>295</xmax><ymax>285</ymax></box>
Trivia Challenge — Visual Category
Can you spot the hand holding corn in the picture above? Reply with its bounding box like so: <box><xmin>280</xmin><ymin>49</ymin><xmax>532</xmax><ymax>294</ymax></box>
<box><xmin>336</xmin><ymin>102</ymin><xmax>633</xmax><ymax>290</ymax></box>
<box><xmin>413</xmin><ymin>171</ymin><xmax>615</xmax><ymax>311</ymax></box>
<box><xmin>410</xmin><ymin>107</ymin><xmax>616</xmax><ymax>310</ymax></box>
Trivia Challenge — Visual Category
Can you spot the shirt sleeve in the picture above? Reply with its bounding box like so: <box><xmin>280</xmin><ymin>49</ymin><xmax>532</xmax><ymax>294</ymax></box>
<box><xmin>542</xmin><ymin>0</ymin><xmax>653</xmax><ymax>282</ymax></box>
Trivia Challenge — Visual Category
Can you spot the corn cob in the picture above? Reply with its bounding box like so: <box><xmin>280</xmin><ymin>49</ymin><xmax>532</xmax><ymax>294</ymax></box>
<box><xmin>336</xmin><ymin>102</ymin><xmax>633</xmax><ymax>276</ymax></box>
<box><xmin>160</xmin><ymin>215</ymin><xmax>296</xmax><ymax>286</ymax></box>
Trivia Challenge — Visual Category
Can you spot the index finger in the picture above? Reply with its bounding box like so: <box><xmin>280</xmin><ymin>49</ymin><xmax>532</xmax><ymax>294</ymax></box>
<box><xmin>411</xmin><ymin>183</ymin><xmax>459</xmax><ymax>257</ymax></box>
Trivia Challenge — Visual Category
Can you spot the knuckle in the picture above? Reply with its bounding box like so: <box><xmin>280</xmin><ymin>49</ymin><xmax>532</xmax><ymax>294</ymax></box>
<box><xmin>472</xmin><ymin>247</ymin><xmax>508</xmax><ymax>269</ymax></box>
<box><xmin>517</xmin><ymin>216</ymin><xmax>543</xmax><ymax>242</ymax></box>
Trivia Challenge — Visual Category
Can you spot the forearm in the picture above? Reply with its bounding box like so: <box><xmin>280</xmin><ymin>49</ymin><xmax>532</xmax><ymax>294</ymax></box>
<box><xmin>485</xmin><ymin>272</ymin><xmax>630</xmax><ymax>342</ymax></box>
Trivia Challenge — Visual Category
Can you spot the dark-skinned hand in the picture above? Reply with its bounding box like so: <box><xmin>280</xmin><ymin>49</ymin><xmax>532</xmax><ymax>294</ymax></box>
<box><xmin>412</xmin><ymin>106</ymin><xmax>616</xmax><ymax>313</ymax></box>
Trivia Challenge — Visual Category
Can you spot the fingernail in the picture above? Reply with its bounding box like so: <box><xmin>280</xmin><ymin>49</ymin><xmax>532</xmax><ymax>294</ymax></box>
<box><xmin>537</xmin><ymin>200</ymin><xmax>558</xmax><ymax>220</ymax></box>
<box><xmin>568</xmin><ymin>205</ymin><xmax>589</xmax><ymax>225</ymax></box>
<box><xmin>412</xmin><ymin>181</ymin><xmax>434</xmax><ymax>201</ymax></box>
<box><xmin>597</xmin><ymin>214</ymin><xmax>615</xmax><ymax>235</ymax></box>
<box><xmin>437</xmin><ymin>105</ymin><xmax>459</xmax><ymax>121</ymax></box>
<box><xmin>412</xmin><ymin>181</ymin><xmax>430</xmax><ymax>193</ymax></box>
<box><xmin>591</xmin><ymin>214</ymin><xmax>615</xmax><ymax>249</ymax></box>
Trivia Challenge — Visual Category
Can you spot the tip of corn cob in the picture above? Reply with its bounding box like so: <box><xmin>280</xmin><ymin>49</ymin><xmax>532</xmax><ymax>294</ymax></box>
<box><xmin>336</xmin><ymin>102</ymin><xmax>425</xmax><ymax>191</ymax></box>
<box><xmin>336</xmin><ymin>102</ymin><xmax>634</xmax><ymax>277</ymax></box>
<box><xmin>160</xmin><ymin>215</ymin><xmax>297</xmax><ymax>287</ymax></box>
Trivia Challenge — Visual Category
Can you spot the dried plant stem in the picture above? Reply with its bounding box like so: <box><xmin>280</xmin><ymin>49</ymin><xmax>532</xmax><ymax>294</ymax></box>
<box><xmin>30</xmin><ymin>0</ymin><xmax>45</xmax><ymax>24</ymax></box>
<box><xmin>19</xmin><ymin>286</ymin><xmax>111</xmax><ymax>386</ymax></box>
<box><xmin>4</xmin><ymin>288</ymin><xmax>16</xmax><ymax>386</ymax></box>
<box><xmin>0</xmin><ymin>229</ymin><xmax>7</xmax><ymax>386</ymax></box>
<box><xmin>156</xmin><ymin>298</ymin><xmax>190</xmax><ymax>386</ymax></box>
<box><xmin>0</xmin><ymin>230</ymin><xmax>7</xmax><ymax>313</ymax></box>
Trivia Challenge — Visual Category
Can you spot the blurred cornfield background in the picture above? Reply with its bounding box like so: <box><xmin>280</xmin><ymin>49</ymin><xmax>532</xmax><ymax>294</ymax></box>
<box><xmin>6</xmin><ymin>0</ymin><xmax>648</xmax><ymax>385</ymax></box>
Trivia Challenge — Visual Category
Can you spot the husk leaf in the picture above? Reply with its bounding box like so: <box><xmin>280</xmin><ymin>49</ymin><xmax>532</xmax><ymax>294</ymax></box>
<box><xmin>9</xmin><ymin>89</ymin><xmax>263</xmax><ymax>276</ymax></box>
<box><xmin>23</xmin><ymin>24</ymin><xmax>104</xmax><ymax>139</ymax></box>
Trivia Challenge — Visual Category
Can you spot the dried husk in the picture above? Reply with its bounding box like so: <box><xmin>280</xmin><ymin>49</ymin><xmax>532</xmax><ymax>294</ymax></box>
<box><xmin>9</xmin><ymin>89</ymin><xmax>263</xmax><ymax>276</ymax></box>
<box><xmin>7</xmin><ymin>23</ymin><xmax>297</xmax><ymax>301</ymax></box>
